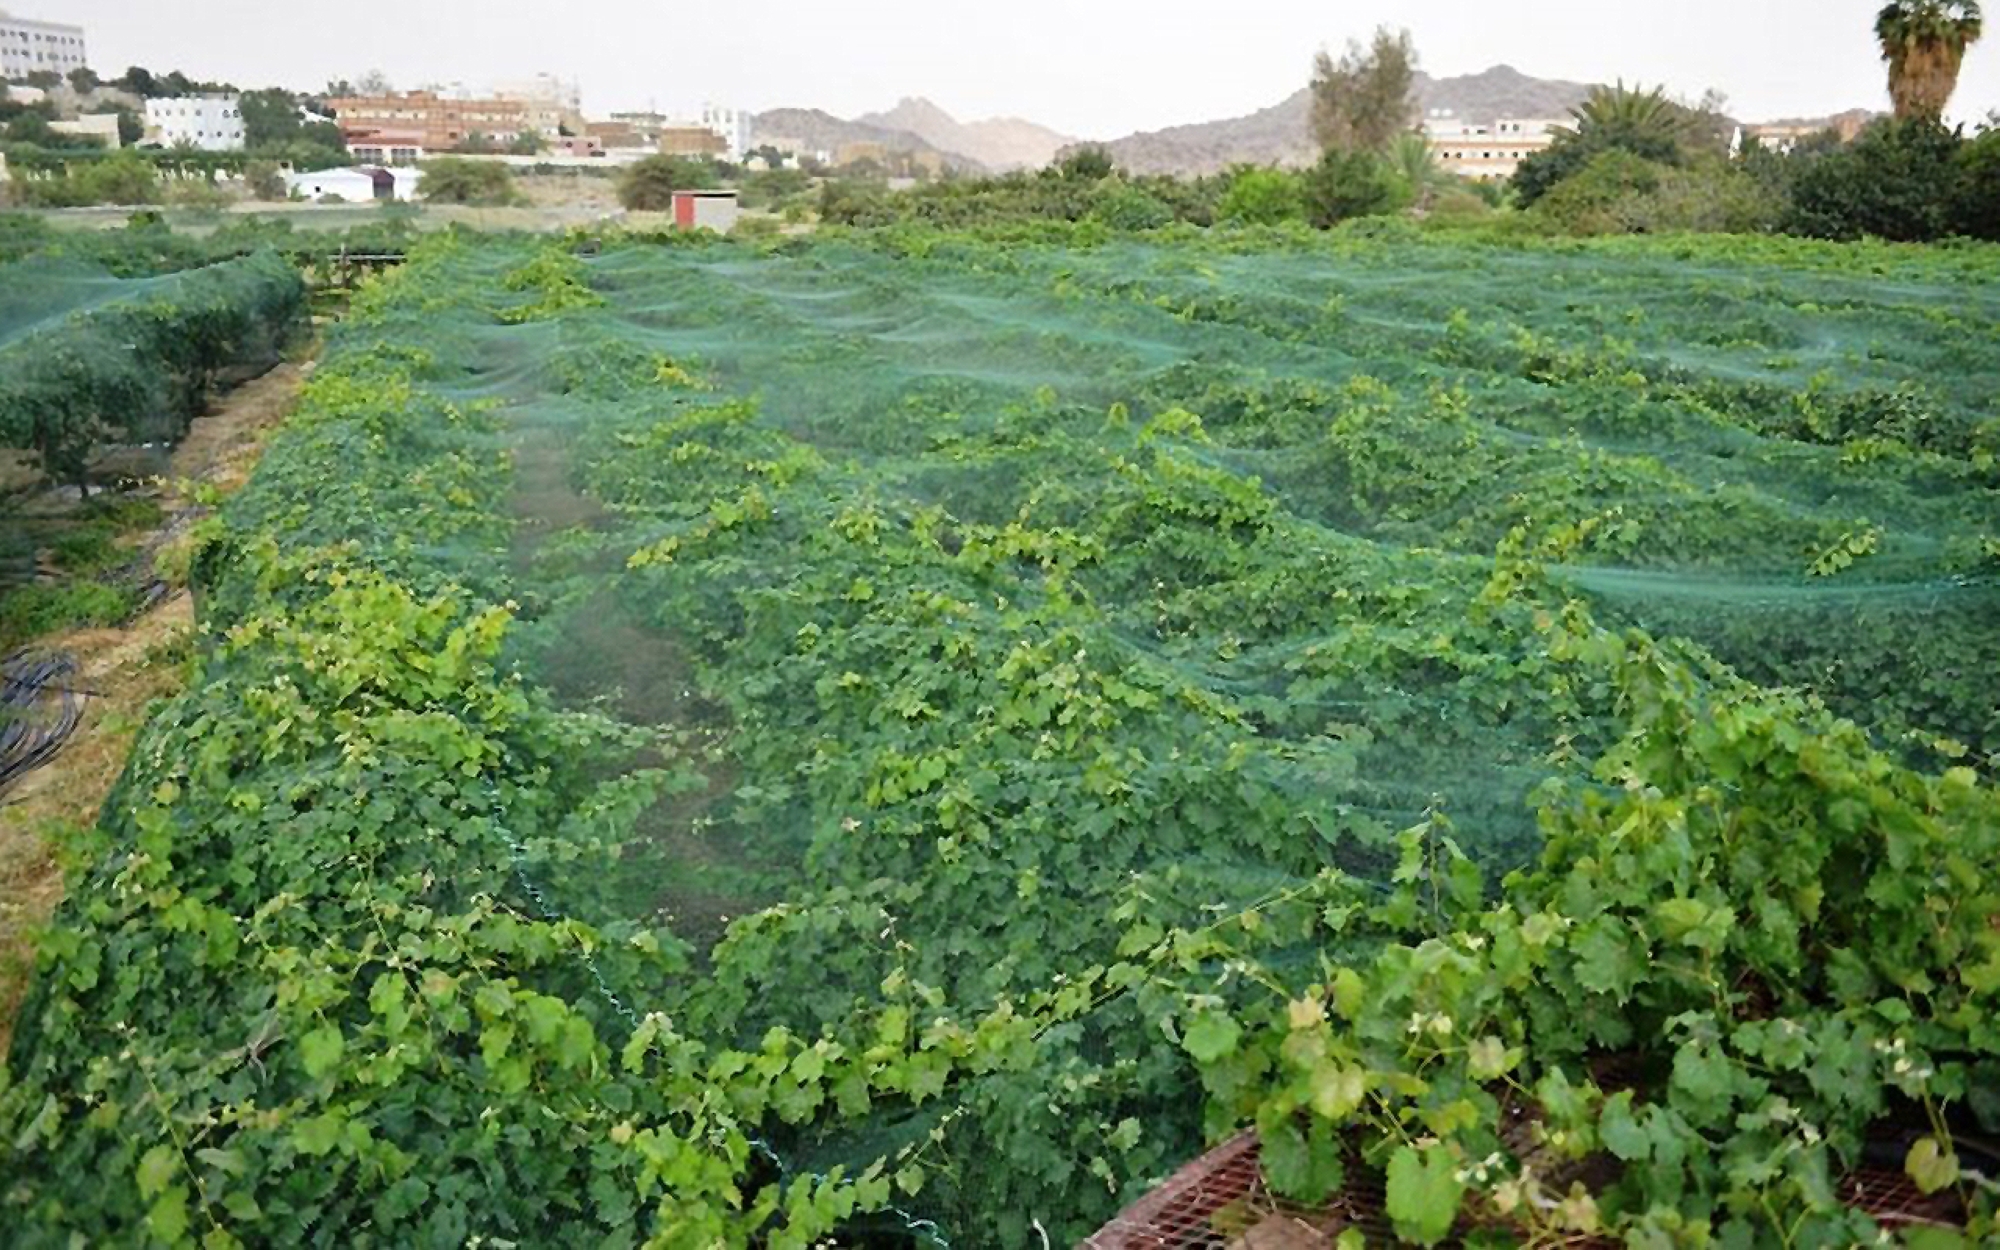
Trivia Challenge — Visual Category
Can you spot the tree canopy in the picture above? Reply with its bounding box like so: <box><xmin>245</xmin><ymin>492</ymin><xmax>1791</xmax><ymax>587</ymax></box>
<box><xmin>616</xmin><ymin>155</ymin><xmax>719</xmax><ymax>211</ymax></box>
<box><xmin>1309</xmin><ymin>27</ymin><xmax>1419</xmax><ymax>155</ymax></box>
<box><xmin>1876</xmin><ymin>1</ymin><xmax>1986</xmax><ymax>119</ymax></box>
<box><xmin>418</xmin><ymin>158</ymin><xmax>518</xmax><ymax>206</ymax></box>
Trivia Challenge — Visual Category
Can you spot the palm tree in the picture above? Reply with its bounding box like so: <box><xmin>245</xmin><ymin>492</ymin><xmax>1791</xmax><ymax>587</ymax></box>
<box><xmin>1564</xmin><ymin>83</ymin><xmax>1695</xmax><ymax>163</ymax></box>
<box><xmin>1876</xmin><ymin>2</ymin><xmax>1985</xmax><ymax>120</ymax></box>
<box><xmin>1386</xmin><ymin>132</ymin><xmax>1454</xmax><ymax>209</ymax></box>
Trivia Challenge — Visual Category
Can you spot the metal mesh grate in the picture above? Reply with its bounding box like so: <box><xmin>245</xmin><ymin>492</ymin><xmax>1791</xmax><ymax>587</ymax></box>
<box><xmin>1085</xmin><ymin>1133</ymin><xmax>1965</xmax><ymax>1248</ymax></box>
<box><xmin>1082</xmin><ymin>1135</ymin><xmax>1390</xmax><ymax>1250</ymax></box>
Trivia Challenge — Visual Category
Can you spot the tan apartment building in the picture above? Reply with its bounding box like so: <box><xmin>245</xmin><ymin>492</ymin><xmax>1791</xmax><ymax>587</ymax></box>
<box><xmin>658</xmin><ymin>125</ymin><xmax>727</xmax><ymax>157</ymax></box>
<box><xmin>1424</xmin><ymin>114</ymin><xmax>1568</xmax><ymax>180</ymax></box>
<box><xmin>1733</xmin><ymin>112</ymin><xmax>1872</xmax><ymax>155</ymax></box>
<box><xmin>327</xmin><ymin>91</ymin><xmax>531</xmax><ymax>155</ymax></box>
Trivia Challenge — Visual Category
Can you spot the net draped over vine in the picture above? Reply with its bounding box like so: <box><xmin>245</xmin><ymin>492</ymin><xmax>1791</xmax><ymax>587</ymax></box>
<box><xmin>4</xmin><ymin>227</ymin><xmax>1994</xmax><ymax>1246</ymax></box>
<box><xmin>458</xmin><ymin>232</ymin><xmax>1997</xmax><ymax>1241</ymax></box>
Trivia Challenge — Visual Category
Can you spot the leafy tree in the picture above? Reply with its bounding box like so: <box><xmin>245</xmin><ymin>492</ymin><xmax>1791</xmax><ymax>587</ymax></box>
<box><xmin>1785</xmin><ymin>117</ymin><xmax>1966</xmax><ymax>241</ymax></box>
<box><xmin>1300</xmin><ymin>148</ymin><xmax>1409</xmax><ymax>227</ymax></box>
<box><xmin>1217</xmin><ymin>166</ymin><xmax>1304</xmax><ymax>225</ymax></box>
<box><xmin>418</xmin><ymin>157</ymin><xmax>517</xmax><ymax>206</ymax></box>
<box><xmin>739</xmin><ymin>167</ymin><xmax>812</xmax><ymax>211</ymax></box>
<box><xmin>66</xmin><ymin>67</ymin><xmax>100</xmax><ymax>94</ymax></box>
<box><xmin>244</xmin><ymin>158</ymin><xmax>287</xmax><ymax>201</ymax></box>
<box><xmin>115</xmin><ymin>66</ymin><xmax>159</xmax><ymax>97</ymax></box>
<box><xmin>458</xmin><ymin>132</ymin><xmax>497</xmax><ymax>155</ymax></box>
<box><xmin>507</xmin><ymin>132</ymin><xmax>545</xmax><ymax>156</ymax></box>
<box><xmin>240</xmin><ymin>88</ymin><xmax>302</xmax><ymax>149</ymax></box>
<box><xmin>616</xmin><ymin>154</ymin><xmax>716</xmax><ymax>211</ymax></box>
<box><xmin>89</xmin><ymin>105</ymin><xmax>144</xmax><ymax>147</ymax></box>
<box><xmin>1054</xmin><ymin>145</ymin><xmax>1115</xmax><ymax>180</ymax></box>
<box><xmin>1310</xmin><ymin>27</ymin><xmax>1419</xmax><ymax>154</ymax></box>
<box><xmin>1955</xmin><ymin>126</ymin><xmax>2000</xmax><ymax>237</ymax></box>
<box><xmin>1088</xmin><ymin>181</ymin><xmax>1175</xmax><ymax>230</ymax></box>
<box><xmin>1876</xmin><ymin>1</ymin><xmax>1985</xmax><ymax>120</ymax></box>
<box><xmin>354</xmin><ymin>69</ymin><xmax>393</xmax><ymax>96</ymax></box>
<box><xmin>1514</xmin><ymin>83</ymin><xmax>1701</xmax><ymax>206</ymax></box>
<box><xmin>76</xmin><ymin>152</ymin><xmax>162</xmax><ymax>206</ymax></box>
<box><xmin>23</xmin><ymin>70</ymin><xmax>60</xmax><ymax>91</ymax></box>
<box><xmin>1530</xmin><ymin>149</ymin><xmax>1668</xmax><ymax>233</ymax></box>
<box><xmin>4</xmin><ymin>108</ymin><xmax>58</xmax><ymax>147</ymax></box>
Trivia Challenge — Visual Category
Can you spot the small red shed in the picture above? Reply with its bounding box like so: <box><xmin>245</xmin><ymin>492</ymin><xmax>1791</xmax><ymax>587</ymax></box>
<box><xmin>670</xmin><ymin>189</ymin><xmax>741</xmax><ymax>232</ymax></box>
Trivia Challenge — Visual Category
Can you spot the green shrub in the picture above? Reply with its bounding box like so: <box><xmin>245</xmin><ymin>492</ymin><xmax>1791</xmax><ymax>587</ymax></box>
<box><xmin>616</xmin><ymin>155</ymin><xmax>718</xmax><ymax>212</ymax></box>
<box><xmin>1217</xmin><ymin>167</ymin><xmax>1304</xmax><ymax>225</ymax></box>
<box><xmin>418</xmin><ymin>158</ymin><xmax>518</xmax><ymax>207</ymax></box>
<box><xmin>1300</xmin><ymin>149</ymin><xmax>1410</xmax><ymax>228</ymax></box>
<box><xmin>1089</xmin><ymin>182</ymin><xmax>1176</xmax><ymax>231</ymax></box>
<box><xmin>0</xmin><ymin>579</ymin><xmax>134</xmax><ymax>648</ymax></box>
<box><xmin>1532</xmin><ymin>150</ymin><xmax>1786</xmax><ymax>236</ymax></box>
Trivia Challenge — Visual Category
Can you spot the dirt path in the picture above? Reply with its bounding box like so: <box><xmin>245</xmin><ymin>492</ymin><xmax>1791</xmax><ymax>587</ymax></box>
<box><xmin>0</xmin><ymin>360</ymin><xmax>308</xmax><ymax>1060</ymax></box>
<box><xmin>505</xmin><ymin>417</ymin><xmax>779</xmax><ymax>956</ymax></box>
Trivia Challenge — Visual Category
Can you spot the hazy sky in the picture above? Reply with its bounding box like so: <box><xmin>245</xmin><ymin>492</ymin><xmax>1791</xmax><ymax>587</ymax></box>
<box><xmin>51</xmin><ymin>0</ymin><xmax>2000</xmax><ymax>137</ymax></box>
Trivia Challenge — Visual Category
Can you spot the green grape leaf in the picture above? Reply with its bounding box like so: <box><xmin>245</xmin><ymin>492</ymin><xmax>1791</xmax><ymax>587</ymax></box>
<box><xmin>299</xmin><ymin>1024</ymin><xmax>345</xmax><ymax>1080</ymax></box>
<box><xmin>1906</xmin><ymin>1137</ymin><xmax>1960</xmax><ymax>1195</ymax></box>
<box><xmin>1182</xmin><ymin>1010</ymin><xmax>1242</xmax><ymax>1064</ymax></box>
<box><xmin>1384</xmin><ymin>1142</ymin><xmax>1466</xmax><ymax>1247</ymax></box>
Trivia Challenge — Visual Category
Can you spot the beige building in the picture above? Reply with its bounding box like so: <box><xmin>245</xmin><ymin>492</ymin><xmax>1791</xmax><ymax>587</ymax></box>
<box><xmin>49</xmin><ymin>112</ymin><xmax>121</xmax><ymax>149</ymax></box>
<box><xmin>492</xmin><ymin>74</ymin><xmax>584</xmax><ymax>139</ymax></box>
<box><xmin>658</xmin><ymin>125</ymin><xmax>727</xmax><ymax>157</ymax></box>
<box><xmin>1423</xmin><ymin>113</ymin><xmax>1567</xmax><ymax>180</ymax></box>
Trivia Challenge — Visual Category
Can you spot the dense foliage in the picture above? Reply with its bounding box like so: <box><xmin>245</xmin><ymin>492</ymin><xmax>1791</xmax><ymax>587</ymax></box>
<box><xmin>0</xmin><ymin>250</ymin><xmax>306</xmax><ymax>488</ymax></box>
<box><xmin>617</xmin><ymin>155</ymin><xmax>721</xmax><ymax>212</ymax></box>
<box><xmin>416</xmin><ymin>158</ymin><xmax>520</xmax><ymax>207</ymax></box>
<box><xmin>3</xmin><ymin>228</ymin><xmax>1996</xmax><ymax>1246</ymax></box>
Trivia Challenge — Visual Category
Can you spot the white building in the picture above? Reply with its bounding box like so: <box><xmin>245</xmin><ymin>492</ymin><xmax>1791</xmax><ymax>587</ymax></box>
<box><xmin>0</xmin><ymin>8</ymin><xmax>86</xmax><ymax>81</ymax></box>
<box><xmin>700</xmin><ymin>104</ymin><xmax>753</xmax><ymax>161</ymax></box>
<box><xmin>493</xmin><ymin>73</ymin><xmax>582</xmax><ymax>137</ymax></box>
<box><xmin>1422</xmin><ymin>112</ymin><xmax>1567</xmax><ymax>180</ymax></box>
<box><xmin>146</xmin><ymin>95</ymin><xmax>246</xmax><ymax>152</ymax></box>
<box><xmin>285</xmin><ymin>166</ymin><xmax>399</xmax><ymax>204</ymax></box>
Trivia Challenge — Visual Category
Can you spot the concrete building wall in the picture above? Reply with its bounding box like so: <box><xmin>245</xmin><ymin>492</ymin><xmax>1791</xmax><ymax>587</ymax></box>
<box><xmin>0</xmin><ymin>9</ymin><xmax>86</xmax><ymax>81</ymax></box>
<box><xmin>145</xmin><ymin>95</ymin><xmax>245</xmax><ymax>152</ymax></box>
<box><xmin>1424</xmin><ymin>115</ymin><xmax>1565</xmax><ymax>180</ymax></box>
<box><xmin>658</xmin><ymin>126</ymin><xmax>727</xmax><ymax>157</ymax></box>
<box><xmin>672</xmin><ymin>191</ymin><xmax>740</xmax><ymax>232</ymax></box>
<box><xmin>285</xmin><ymin>168</ymin><xmax>388</xmax><ymax>204</ymax></box>
<box><xmin>49</xmin><ymin>112</ymin><xmax>121</xmax><ymax>149</ymax></box>
<box><xmin>699</xmin><ymin>104</ymin><xmax>752</xmax><ymax>160</ymax></box>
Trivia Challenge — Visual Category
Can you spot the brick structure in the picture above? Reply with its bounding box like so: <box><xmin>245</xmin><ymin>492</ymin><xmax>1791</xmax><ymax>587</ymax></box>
<box><xmin>328</xmin><ymin>91</ymin><xmax>530</xmax><ymax>154</ymax></box>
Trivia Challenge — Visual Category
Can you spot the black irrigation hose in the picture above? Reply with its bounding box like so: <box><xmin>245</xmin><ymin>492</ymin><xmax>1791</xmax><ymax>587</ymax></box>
<box><xmin>0</xmin><ymin>650</ymin><xmax>87</xmax><ymax>793</ymax></box>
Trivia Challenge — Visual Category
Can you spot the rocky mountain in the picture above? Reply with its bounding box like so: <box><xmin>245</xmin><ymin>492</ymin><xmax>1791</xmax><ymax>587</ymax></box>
<box><xmin>1081</xmin><ymin>64</ymin><xmax>1600</xmax><ymax>176</ymax></box>
<box><xmin>856</xmin><ymin>97</ymin><xmax>1074</xmax><ymax>170</ymax></box>
<box><xmin>749</xmin><ymin>107</ymin><xmax>980</xmax><ymax>170</ymax></box>
<box><xmin>1419</xmin><ymin>64</ymin><xmax>1597</xmax><ymax>124</ymax></box>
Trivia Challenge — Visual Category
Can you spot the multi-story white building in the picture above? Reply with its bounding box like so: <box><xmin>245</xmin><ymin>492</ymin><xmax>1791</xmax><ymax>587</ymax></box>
<box><xmin>0</xmin><ymin>8</ymin><xmax>87</xmax><ymax>81</ymax></box>
<box><xmin>700</xmin><ymin>104</ymin><xmax>753</xmax><ymax>161</ymax></box>
<box><xmin>1422</xmin><ymin>111</ymin><xmax>1567</xmax><ymax>180</ymax></box>
<box><xmin>145</xmin><ymin>95</ymin><xmax>246</xmax><ymax>152</ymax></box>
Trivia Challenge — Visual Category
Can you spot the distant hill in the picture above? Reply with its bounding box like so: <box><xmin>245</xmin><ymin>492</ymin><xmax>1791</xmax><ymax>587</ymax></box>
<box><xmin>856</xmin><ymin>97</ymin><xmax>1074</xmax><ymax>170</ymax></box>
<box><xmin>1420</xmin><ymin>64</ymin><xmax>1597</xmax><ymax>124</ymax></box>
<box><xmin>749</xmin><ymin>107</ymin><xmax>982</xmax><ymax>170</ymax></box>
<box><xmin>1082</xmin><ymin>65</ymin><xmax>1599</xmax><ymax>176</ymax></box>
